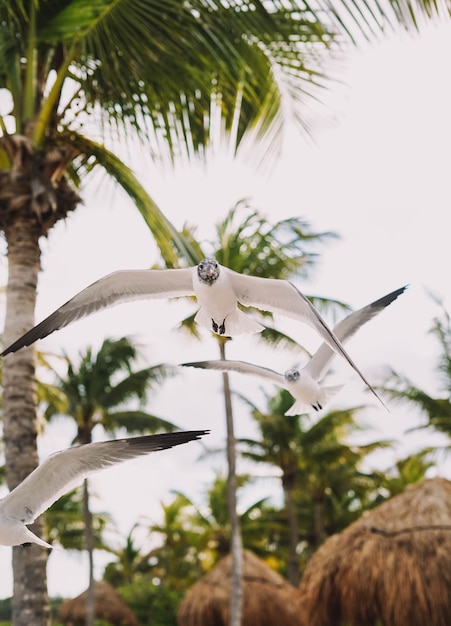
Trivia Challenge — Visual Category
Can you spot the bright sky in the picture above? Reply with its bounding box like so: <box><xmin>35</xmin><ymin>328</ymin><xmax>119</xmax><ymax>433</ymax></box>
<box><xmin>1</xmin><ymin>20</ymin><xmax>451</xmax><ymax>599</ymax></box>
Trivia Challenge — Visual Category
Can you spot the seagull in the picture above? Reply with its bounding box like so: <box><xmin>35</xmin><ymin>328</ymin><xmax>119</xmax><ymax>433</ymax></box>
<box><xmin>181</xmin><ymin>286</ymin><xmax>407</xmax><ymax>415</ymax></box>
<box><xmin>1</xmin><ymin>259</ymin><xmax>387</xmax><ymax>406</ymax></box>
<box><xmin>0</xmin><ymin>430</ymin><xmax>208</xmax><ymax>548</ymax></box>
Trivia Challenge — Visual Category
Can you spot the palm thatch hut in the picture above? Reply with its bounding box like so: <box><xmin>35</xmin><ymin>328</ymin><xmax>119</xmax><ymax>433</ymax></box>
<box><xmin>298</xmin><ymin>477</ymin><xmax>451</xmax><ymax>626</ymax></box>
<box><xmin>177</xmin><ymin>549</ymin><xmax>304</xmax><ymax>626</ymax></box>
<box><xmin>58</xmin><ymin>580</ymin><xmax>138</xmax><ymax>626</ymax></box>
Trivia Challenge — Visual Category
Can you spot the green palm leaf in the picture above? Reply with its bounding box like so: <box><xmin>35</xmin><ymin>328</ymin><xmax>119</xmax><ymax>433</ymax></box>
<box><xmin>65</xmin><ymin>132</ymin><xmax>200</xmax><ymax>266</ymax></box>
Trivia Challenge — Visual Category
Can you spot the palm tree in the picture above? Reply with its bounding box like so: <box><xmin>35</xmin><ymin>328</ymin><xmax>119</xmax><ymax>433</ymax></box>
<box><xmin>40</xmin><ymin>335</ymin><xmax>176</xmax><ymax>626</ymax></box>
<box><xmin>371</xmin><ymin>450</ymin><xmax>436</xmax><ymax>502</ymax></box>
<box><xmin>104</xmin><ymin>480</ymin><xmax>274</xmax><ymax>626</ymax></box>
<box><xmin>0</xmin><ymin>5</ymin><xmax>344</xmax><ymax>623</ymax></box>
<box><xmin>173</xmin><ymin>474</ymin><xmax>276</xmax><ymax>560</ymax></box>
<box><xmin>44</xmin><ymin>488</ymin><xmax>110</xmax><ymax>552</ymax></box>
<box><xmin>380</xmin><ymin>297</ymin><xmax>451</xmax><ymax>444</ymax></box>
<box><xmin>103</xmin><ymin>523</ymin><xmax>155</xmax><ymax>588</ymax></box>
<box><xmin>239</xmin><ymin>388</ymin><xmax>391</xmax><ymax>583</ymax></box>
<box><xmin>177</xmin><ymin>199</ymin><xmax>343</xmax><ymax>621</ymax></box>
<box><xmin>1</xmin><ymin>4</ymin><xmax>448</xmax><ymax>623</ymax></box>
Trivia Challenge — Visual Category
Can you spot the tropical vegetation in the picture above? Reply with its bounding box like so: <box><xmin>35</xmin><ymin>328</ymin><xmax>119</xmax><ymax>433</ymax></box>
<box><xmin>39</xmin><ymin>336</ymin><xmax>176</xmax><ymax>626</ymax></box>
<box><xmin>0</xmin><ymin>1</ymin><xmax>450</xmax><ymax>624</ymax></box>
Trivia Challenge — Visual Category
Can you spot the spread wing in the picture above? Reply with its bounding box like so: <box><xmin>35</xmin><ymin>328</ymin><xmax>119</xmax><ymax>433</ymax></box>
<box><xmin>307</xmin><ymin>285</ymin><xmax>408</xmax><ymax>381</ymax></box>
<box><xmin>0</xmin><ymin>430</ymin><xmax>208</xmax><ymax>523</ymax></box>
<box><xmin>228</xmin><ymin>269</ymin><xmax>388</xmax><ymax>407</ymax></box>
<box><xmin>181</xmin><ymin>359</ymin><xmax>286</xmax><ymax>387</ymax></box>
<box><xmin>228</xmin><ymin>269</ymin><xmax>359</xmax><ymax>359</ymax></box>
<box><xmin>2</xmin><ymin>268</ymin><xmax>194</xmax><ymax>355</ymax></box>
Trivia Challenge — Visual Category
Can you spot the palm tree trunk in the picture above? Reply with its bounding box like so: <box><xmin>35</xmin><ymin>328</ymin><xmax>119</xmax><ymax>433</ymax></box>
<box><xmin>3</xmin><ymin>219</ymin><xmax>50</xmax><ymax>626</ymax></box>
<box><xmin>219</xmin><ymin>338</ymin><xmax>243</xmax><ymax>626</ymax></box>
<box><xmin>313</xmin><ymin>496</ymin><xmax>326</xmax><ymax>547</ymax></box>
<box><xmin>283</xmin><ymin>480</ymin><xmax>299</xmax><ymax>586</ymax></box>
<box><xmin>82</xmin><ymin>479</ymin><xmax>95</xmax><ymax>626</ymax></box>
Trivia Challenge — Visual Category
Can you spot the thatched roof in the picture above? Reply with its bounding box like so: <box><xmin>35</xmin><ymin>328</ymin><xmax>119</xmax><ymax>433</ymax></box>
<box><xmin>177</xmin><ymin>549</ymin><xmax>304</xmax><ymax>626</ymax></box>
<box><xmin>298</xmin><ymin>477</ymin><xmax>451</xmax><ymax>626</ymax></box>
<box><xmin>58</xmin><ymin>580</ymin><xmax>138</xmax><ymax>626</ymax></box>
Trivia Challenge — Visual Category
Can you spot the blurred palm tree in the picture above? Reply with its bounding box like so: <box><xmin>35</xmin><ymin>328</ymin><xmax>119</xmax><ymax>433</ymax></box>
<box><xmin>176</xmin><ymin>199</ymin><xmax>344</xmax><ymax>619</ymax></box>
<box><xmin>104</xmin><ymin>477</ymin><xmax>276</xmax><ymax>625</ymax></box>
<box><xmin>103</xmin><ymin>524</ymin><xmax>154</xmax><ymax>588</ymax></box>
<box><xmin>379</xmin><ymin>296</ymin><xmax>451</xmax><ymax>445</ymax></box>
<box><xmin>172</xmin><ymin>474</ymin><xmax>277</xmax><ymax>561</ymax></box>
<box><xmin>0</xmin><ymin>4</ymin><xmax>342</xmax><ymax>621</ymax></box>
<box><xmin>239</xmin><ymin>388</ymin><xmax>391</xmax><ymax>583</ymax></box>
<box><xmin>40</xmin><ymin>335</ymin><xmax>176</xmax><ymax>626</ymax></box>
<box><xmin>44</xmin><ymin>489</ymin><xmax>110</xmax><ymax>552</ymax></box>
<box><xmin>371</xmin><ymin>450</ymin><xmax>436</xmax><ymax>502</ymax></box>
<box><xmin>1</xmin><ymin>3</ymin><xmax>448</xmax><ymax>622</ymax></box>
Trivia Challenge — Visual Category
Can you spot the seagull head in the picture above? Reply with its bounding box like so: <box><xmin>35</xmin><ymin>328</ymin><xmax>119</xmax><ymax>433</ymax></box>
<box><xmin>285</xmin><ymin>368</ymin><xmax>301</xmax><ymax>383</ymax></box>
<box><xmin>198</xmin><ymin>258</ymin><xmax>220</xmax><ymax>285</ymax></box>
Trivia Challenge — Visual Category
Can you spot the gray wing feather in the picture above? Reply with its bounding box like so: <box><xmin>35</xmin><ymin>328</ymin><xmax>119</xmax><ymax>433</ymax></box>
<box><xmin>228</xmin><ymin>270</ymin><xmax>318</xmax><ymax>324</ymax></box>
<box><xmin>228</xmin><ymin>269</ymin><xmax>389</xmax><ymax>407</ymax></box>
<box><xmin>2</xmin><ymin>268</ymin><xmax>194</xmax><ymax>355</ymax></box>
<box><xmin>181</xmin><ymin>359</ymin><xmax>285</xmax><ymax>386</ymax></box>
<box><xmin>0</xmin><ymin>430</ymin><xmax>207</xmax><ymax>523</ymax></box>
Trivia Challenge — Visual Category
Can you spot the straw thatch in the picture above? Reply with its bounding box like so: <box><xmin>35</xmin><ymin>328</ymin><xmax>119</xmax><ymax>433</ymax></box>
<box><xmin>298</xmin><ymin>477</ymin><xmax>451</xmax><ymax>626</ymax></box>
<box><xmin>58</xmin><ymin>580</ymin><xmax>138</xmax><ymax>626</ymax></box>
<box><xmin>177</xmin><ymin>549</ymin><xmax>304</xmax><ymax>626</ymax></box>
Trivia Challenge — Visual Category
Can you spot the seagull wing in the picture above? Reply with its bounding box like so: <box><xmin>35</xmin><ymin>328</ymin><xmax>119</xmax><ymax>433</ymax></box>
<box><xmin>181</xmin><ymin>359</ymin><xmax>286</xmax><ymax>387</ymax></box>
<box><xmin>307</xmin><ymin>285</ymin><xmax>408</xmax><ymax>382</ymax></box>
<box><xmin>228</xmin><ymin>269</ymin><xmax>357</xmax><ymax>353</ymax></box>
<box><xmin>228</xmin><ymin>269</ymin><xmax>390</xmax><ymax>409</ymax></box>
<box><xmin>1</xmin><ymin>268</ymin><xmax>194</xmax><ymax>355</ymax></box>
<box><xmin>0</xmin><ymin>430</ymin><xmax>208</xmax><ymax>523</ymax></box>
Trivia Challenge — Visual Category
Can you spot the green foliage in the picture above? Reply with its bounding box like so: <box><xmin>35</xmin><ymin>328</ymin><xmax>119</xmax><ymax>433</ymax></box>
<box><xmin>238</xmin><ymin>387</ymin><xmax>392</xmax><ymax>574</ymax></box>
<box><xmin>371</xmin><ymin>449</ymin><xmax>436</xmax><ymax>503</ymax></box>
<box><xmin>45</xmin><ymin>488</ymin><xmax>110</xmax><ymax>550</ymax></box>
<box><xmin>0</xmin><ymin>597</ymin><xmax>11</xmax><ymax>622</ymax></box>
<box><xmin>380</xmin><ymin>296</ymin><xmax>451</xmax><ymax>444</ymax></box>
<box><xmin>177</xmin><ymin>200</ymin><xmax>347</xmax><ymax>338</ymax></box>
<box><xmin>212</xmin><ymin>200</ymin><xmax>337</xmax><ymax>280</ymax></box>
<box><xmin>118</xmin><ymin>578</ymin><xmax>182</xmax><ymax>626</ymax></box>
<box><xmin>37</xmin><ymin>336</ymin><xmax>177</xmax><ymax>570</ymax></box>
<box><xmin>0</xmin><ymin>0</ymin><xmax>340</xmax><ymax>170</ymax></box>
<box><xmin>102</xmin><ymin>476</ymin><xmax>280</xmax><ymax>623</ymax></box>
<box><xmin>40</xmin><ymin>336</ymin><xmax>177</xmax><ymax>442</ymax></box>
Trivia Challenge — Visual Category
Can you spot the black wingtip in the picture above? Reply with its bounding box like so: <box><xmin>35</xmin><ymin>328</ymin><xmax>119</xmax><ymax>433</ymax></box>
<box><xmin>1</xmin><ymin>344</ymin><xmax>16</xmax><ymax>357</ymax></box>
<box><xmin>157</xmin><ymin>430</ymin><xmax>210</xmax><ymax>446</ymax></box>
<box><xmin>1</xmin><ymin>315</ymin><xmax>63</xmax><ymax>356</ymax></box>
<box><xmin>2</xmin><ymin>336</ymin><xmax>33</xmax><ymax>357</ymax></box>
<box><xmin>370</xmin><ymin>285</ymin><xmax>408</xmax><ymax>311</ymax></box>
<box><xmin>127</xmin><ymin>430</ymin><xmax>210</xmax><ymax>451</ymax></box>
<box><xmin>179</xmin><ymin>361</ymin><xmax>208</xmax><ymax>369</ymax></box>
<box><xmin>2</xmin><ymin>346</ymin><xmax>21</xmax><ymax>357</ymax></box>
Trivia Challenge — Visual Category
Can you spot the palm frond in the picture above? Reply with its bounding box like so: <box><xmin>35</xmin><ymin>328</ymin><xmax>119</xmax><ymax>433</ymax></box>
<box><xmin>316</xmin><ymin>0</ymin><xmax>449</xmax><ymax>43</ymax></box>
<box><xmin>62</xmin><ymin>131</ymin><xmax>201</xmax><ymax>266</ymax></box>
<box><xmin>37</xmin><ymin>0</ymin><xmax>339</xmax><ymax>165</ymax></box>
<box><xmin>104</xmin><ymin>410</ymin><xmax>180</xmax><ymax>434</ymax></box>
<box><xmin>104</xmin><ymin>364</ymin><xmax>176</xmax><ymax>408</ymax></box>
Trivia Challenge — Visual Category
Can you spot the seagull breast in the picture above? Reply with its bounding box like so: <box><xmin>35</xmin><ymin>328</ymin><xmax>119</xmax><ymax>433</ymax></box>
<box><xmin>284</xmin><ymin>368</ymin><xmax>320</xmax><ymax>404</ymax></box>
<box><xmin>193</xmin><ymin>265</ymin><xmax>237</xmax><ymax>321</ymax></box>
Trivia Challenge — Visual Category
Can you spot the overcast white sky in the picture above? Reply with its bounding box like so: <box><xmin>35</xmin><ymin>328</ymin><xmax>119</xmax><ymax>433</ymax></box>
<box><xmin>1</xmin><ymin>20</ymin><xmax>451</xmax><ymax>599</ymax></box>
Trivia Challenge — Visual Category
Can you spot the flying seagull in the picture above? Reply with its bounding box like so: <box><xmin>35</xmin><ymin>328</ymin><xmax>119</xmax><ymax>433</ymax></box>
<box><xmin>181</xmin><ymin>286</ymin><xmax>407</xmax><ymax>415</ymax></box>
<box><xmin>0</xmin><ymin>430</ymin><xmax>208</xmax><ymax>548</ymax></box>
<box><xmin>1</xmin><ymin>259</ymin><xmax>387</xmax><ymax>406</ymax></box>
